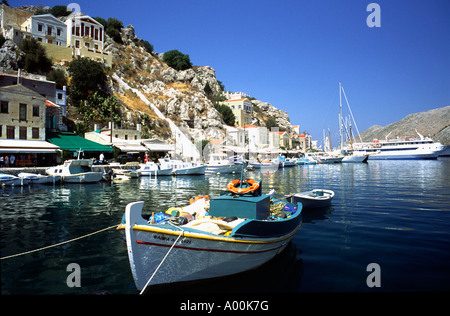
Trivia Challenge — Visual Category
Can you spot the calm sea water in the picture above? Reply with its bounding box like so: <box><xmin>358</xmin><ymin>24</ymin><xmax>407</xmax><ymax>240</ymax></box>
<box><xmin>1</xmin><ymin>159</ymin><xmax>449</xmax><ymax>295</ymax></box>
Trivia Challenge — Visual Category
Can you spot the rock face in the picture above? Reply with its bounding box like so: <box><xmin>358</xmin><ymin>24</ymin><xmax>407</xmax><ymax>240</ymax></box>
<box><xmin>0</xmin><ymin>40</ymin><xmax>25</xmax><ymax>71</ymax></box>
<box><xmin>357</xmin><ymin>105</ymin><xmax>450</xmax><ymax>145</ymax></box>
<box><xmin>107</xmin><ymin>25</ymin><xmax>296</xmax><ymax>142</ymax></box>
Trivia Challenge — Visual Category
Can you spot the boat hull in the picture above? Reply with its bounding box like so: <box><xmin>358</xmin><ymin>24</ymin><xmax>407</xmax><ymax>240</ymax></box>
<box><xmin>124</xmin><ymin>201</ymin><xmax>302</xmax><ymax>291</ymax></box>
<box><xmin>173</xmin><ymin>165</ymin><xmax>207</xmax><ymax>175</ymax></box>
<box><xmin>140</xmin><ymin>168</ymin><xmax>173</xmax><ymax>176</ymax></box>
<box><xmin>62</xmin><ymin>172</ymin><xmax>104</xmax><ymax>183</ymax></box>
<box><xmin>342</xmin><ymin>155</ymin><xmax>369</xmax><ymax>163</ymax></box>
<box><xmin>206</xmin><ymin>164</ymin><xmax>242</xmax><ymax>174</ymax></box>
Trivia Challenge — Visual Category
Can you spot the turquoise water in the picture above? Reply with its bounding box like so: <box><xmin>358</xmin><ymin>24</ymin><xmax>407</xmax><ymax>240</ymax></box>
<box><xmin>1</xmin><ymin>159</ymin><xmax>450</xmax><ymax>294</ymax></box>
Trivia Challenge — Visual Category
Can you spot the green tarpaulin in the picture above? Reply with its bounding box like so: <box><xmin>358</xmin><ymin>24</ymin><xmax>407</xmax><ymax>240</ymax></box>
<box><xmin>47</xmin><ymin>132</ymin><xmax>114</xmax><ymax>152</ymax></box>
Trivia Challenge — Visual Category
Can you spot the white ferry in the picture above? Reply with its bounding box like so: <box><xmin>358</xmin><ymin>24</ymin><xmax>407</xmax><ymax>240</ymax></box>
<box><xmin>353</xmin><ymin>131</ymin><xmax>445</xmax><ymax>160</ymax></box>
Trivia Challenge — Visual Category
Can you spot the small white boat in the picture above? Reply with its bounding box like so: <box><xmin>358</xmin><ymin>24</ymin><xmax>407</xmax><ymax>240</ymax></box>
<box><xmin>288</xmin><ymin>189</ymin><xmax>335</xmax><ymax>209</ymax></box>
<box><xmin>206</xmin><ymin>153</ymin><xmax>242</xmax><ymax>174</ymax></box>
<box><xmin>0</xmin><ymin>173</ymin><xmax>30</xmax><ymax>186</ymax></box>
<box><xmin>46</xmin><ymin>159</ymin><xmax>103</xmax><ymax>183</ymax></box>
<box><xmin>18</xmin><ymin>172</ymin><xmax>61</xmax><ymax>184</ymax></box>
<box><xmin>118</xmin><ymin>179</ymin><xmax>302</xmax><ymax>292</ymax></box>
<box><xmin>137</xmin><ymin>162</ymin><xmax>172</xmax><ymax>176</ymax></box>
<box><xmin>158</xmin><ymin>158</ymin><xmax>206</xmax><ymax>175</ymax></box>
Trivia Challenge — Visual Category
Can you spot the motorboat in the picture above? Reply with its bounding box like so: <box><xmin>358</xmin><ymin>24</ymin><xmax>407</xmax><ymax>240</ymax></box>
<box><xmin>118</xmin><ymin>178</ymin><xmax>302</xmax><ymax>292</ymax></box>
<box><xmin>288</xmin><ymin>189</ymin><xmax>335</xmax><ymax>209</ymax></box>
<box><xmin>137</xmin><ymin>162</ymin><xmax>172</xmax><ymax>176</ymax></box>
<box><xmin>341</xmin><ymin>154</ymin><xmax>369</xmax><ymax>163</ymax></box>
<box><xmin>206</xmin><ymin>153</ymin><xmax>242</xmax><ymax>174</ymax></box>
<box><xmin>158</xmin><ymin>158</ymin><xmax>206</xmax><ymax>175</ymax></box>
<box><xmin>18</xmin><ymin>172</ymin><xmax>61</xmax><ymax>184</ymax></box>
<box><xmin>45</xmin><ymin>159</ymin><xmax>103</xmax><ymax>183</ymax></box>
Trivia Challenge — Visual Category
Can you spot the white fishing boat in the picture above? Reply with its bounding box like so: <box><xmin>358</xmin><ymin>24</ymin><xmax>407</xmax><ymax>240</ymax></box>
<box><xmin>288</xmin><ymin>189</ymin><xmax>335</xmax><ymax>209</ymax></box>
<box><xmin>0</xmin><ymin>173</ymin><xmax>30</xmax><ymax>186</ymax></box>
<box><xmin>46</xmin><ymin>159</ymin><xmax>103</xmax><ymax>183</ymax></box>
<box><xmin>118</xmin><ymin>179</ymin><xmax>302</xmax><ymax>292</ymax></box>
<box><xmin>158</xmin><ymin>157</ymin><xmax>206</xmax><ymax>175</ymax></box>
<box><xmin>206</xmin><ymin>153</ymin><xmax>242</xmax><ymax>174</ymax></box>
<box><xmin>341</xmin><ymin>154</ymin><xmax>369</xmax><ymax>163</ymax></box>
<box><xmin>137</xmin><ymin>162</ymin><xmax>172</xmax><ymax>176</ymax></box>
<box><xmin>18</xmin><ymin>172</ymin><xmax>61</xmax><ymax>184</ymax></box>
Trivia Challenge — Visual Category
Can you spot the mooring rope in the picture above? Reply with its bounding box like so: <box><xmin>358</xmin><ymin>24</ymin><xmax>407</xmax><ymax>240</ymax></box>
<box><xmin>0</xmin><ymin>224</ymin><xmax>120</xmax><ymax>261</ymax></box>
<box><xmin>139</xmin><ymin>223</ymin><xmax>185</xmax><ymax>295</ymax></box>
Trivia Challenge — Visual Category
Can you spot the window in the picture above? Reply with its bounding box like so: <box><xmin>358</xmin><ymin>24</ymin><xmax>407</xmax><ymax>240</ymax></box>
<box><xmin>0</xmin><ymin>101</ymin><xmax>8</xmax><ymax>113</ymax></box>
<box><xmin>19</xmin><ymin>127</ymin><xmax>27</xmax><ymax>139</ymax></box>
<box><xmin>7</xmin><ymin>126</ymin><xmax>14</xmax><ymax>139</ymax></box>
<box><xmin>38</xmin><ymin>23</ymin><xmax>43</xmax><ymax>32</ymax></box>
<box><xmin>32</xmin><ymin>127</ymin><xmax>39</xmax><ymax>139</ymax></box>
<box><xmin>57</xmin><ymin>28</ymin><xmax>62</xmax><ymax>36</ymax></box>
<box><xmin>75</xmin><ymin>40</ymin><xmax>80</xmax><ymax>48</ymax></box>
<box><xmin>33</xmin><ymin>105</ymin><xmax>40</xmax><ymax>117</ymax></box>
<box><xmin>19</xmin><ymin>103</ymin><xmax>27</xmax><ymax>121</ymax></box>
<box><xmin>47</xmin><ymin>26</ymin><xmax>52</xmax><ymax>36</ymax></box>
<box><xmin>85</xmin><ymin>42</ymin><xmax>90</xmax><ymax>49</ymax></box>
<box><xmin>57</xmin><ymin>93</ymin><xmax>63</xmax><ymax>100</ymax></box>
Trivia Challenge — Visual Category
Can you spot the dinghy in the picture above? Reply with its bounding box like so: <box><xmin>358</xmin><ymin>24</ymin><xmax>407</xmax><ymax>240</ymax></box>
<box><xmin>288</xmin><ymin>189</ymin><xmax>334</xmax><ymax>209</ymax></box>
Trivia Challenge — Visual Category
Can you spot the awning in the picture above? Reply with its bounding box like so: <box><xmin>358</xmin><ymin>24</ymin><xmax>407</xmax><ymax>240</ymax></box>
<box><xmin>142</xmin><ymin>140</ymin><xmax>174</xmax><ymax>152</ymax></box>
<box><xmin>0</xmin><ymin>139</ymin><xmax>60</xmax><ymax>153</ymax></box>
<box><xmin>114</xmin><ymin>144</ymin><xmax>148</xmax><ymax>152</ymax></box>
<box><xmin>47</xmin><ymin>132</ymin><xmax>114</xmax><ymax>152</ymax></box>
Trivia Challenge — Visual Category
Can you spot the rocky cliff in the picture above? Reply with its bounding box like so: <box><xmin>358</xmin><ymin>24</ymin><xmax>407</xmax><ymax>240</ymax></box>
<box><xmin>356</xmin><ymin>105</ymin><xmax>450</xmax><ymax>145</ymax></box>
<box><xmin>105</xmin><ymin>24</ymin><xmax>296</xmax><ymax>142</ymax></box>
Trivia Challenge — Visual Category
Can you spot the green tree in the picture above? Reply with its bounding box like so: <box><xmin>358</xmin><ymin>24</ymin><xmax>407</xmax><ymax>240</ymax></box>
<box><xmin>50</xmin><ymin>5</ymin><xmax>71</xmax><ymax>17</ymax></box>
<box><xmin>162</xmin><ymin>50</ymin><xmax>193</xmax><ymax>71</ymax></box>
<box><xmin>106</xmin><ymin>17</ymin><xmax>123</xmax><ymax>44</ymax></box>
<box><xmin>19</xmin><ymin>38</ymin><xmax>52</xmax><ymax>74</ymax></box>
<box><xmin>47</xmin><ymin>68</ymin><xmax>67</xmax><ymax>89</ymax></box>
<box><xmin>214</xmin><ymin>103</ymin><xmax>236</xmax><ymax>126</ymax></box>
<box><xmin>265</xmin><ymin>117</ymin><xmax>279</xmax><ymax>129</ymax></box>
<box><xmin>77</xmin><ymin>92</ymin><xmax>120</xmax><ymax>124</ymax></box>
<box><xmin>67</xmin><ymin>57</ymin><xmax>108</xmax><ymax>106</ymax></box>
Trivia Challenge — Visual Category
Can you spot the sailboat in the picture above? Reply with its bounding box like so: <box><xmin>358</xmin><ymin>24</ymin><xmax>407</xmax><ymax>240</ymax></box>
<box><xmin>338</xmin><ymin>82</ymin><xmax>369</xmax><ymax>163</ymax></box>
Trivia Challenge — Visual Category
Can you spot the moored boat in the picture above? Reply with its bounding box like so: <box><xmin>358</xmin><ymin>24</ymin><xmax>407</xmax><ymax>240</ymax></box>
<box><xmin>0</xmin><ymin>173</ymin><xmax>30</xmax><ymax>186</ymax></box>
<box><xmin>288</xmin><ymin>189</ymin><xmax>334</xmax><ymax>209</ymax></box>
<box><xmin>158</xmin><ymin>158</ymin><xmax>206</xmax><ymax>175</ymax></box>
<box><xmin>118</xmin><ymin>178</ymin><xmax>302</xmax><ymax>292</ymax></box>
<box><xmin>206</xmin><ymin>153</ymin><xmax>242</xmax><ymax>174</ymax></box>
<box><xmin>46</xmin><ymin>159</ymin><xmax>103</xmax><ymax>183</ymax></box>
<box><xmin>137</xmin><ymin>162</ymin><xmax>172</xmax><ymax>176</ymax></box>
<box><xmin>18</xmin><ymin>172</ymin><xmax>61</xmax><ymax>184</ymax></box>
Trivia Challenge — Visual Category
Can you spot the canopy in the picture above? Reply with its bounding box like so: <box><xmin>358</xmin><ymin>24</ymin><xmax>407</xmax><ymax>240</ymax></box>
<box><xmin>47</xmin><ymin>132</ymin><xmax>114</xmax><ymax>152</ymax></box>
<box><xmin>0</xmin><ymin>139</ymin><xmax>60</xmax><ymax>153</ymax></box>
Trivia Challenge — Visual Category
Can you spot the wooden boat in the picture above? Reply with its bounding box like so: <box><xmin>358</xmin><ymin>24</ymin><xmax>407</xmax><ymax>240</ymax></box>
<box><xmin>137</xmin><ymin>162</ymin><xmax>172</xmax><ymax>176</ymax></box>
<box><xmin>288</xmin><ymin>189</ymin><xmax>334</xmax><ymax>209</ymax></box>
<box><xmin>0</xmin><ymin>173</ymin><xmax>30</xmax><ymax>186</ymax></box>
<box><xmin>18</xmin><ymin>172</ymin><xmax>61</xmax><ymax>184</ymax></box>
<box><xmin>45</xmin><ymin>159</ymin><xmax>103</xmax><ymax>183</ymax></box>
<box><xmin>118</xmin><ymin>178</ymin><xmax>302</xmax><ymax>292</ymax></box>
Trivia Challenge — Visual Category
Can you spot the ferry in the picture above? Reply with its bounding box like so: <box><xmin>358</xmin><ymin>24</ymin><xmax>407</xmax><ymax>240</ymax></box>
<box><xmin>352</xmin><ymin>132</ymin><xmax>445</xmax><ymax>160</ymax></box>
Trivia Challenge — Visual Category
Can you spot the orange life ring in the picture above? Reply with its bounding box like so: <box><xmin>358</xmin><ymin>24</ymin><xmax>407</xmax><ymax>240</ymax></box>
<box><xmin>227</xmin><ymin>179</ymin><xmax>260</xmax><ymax>194</ymax></box>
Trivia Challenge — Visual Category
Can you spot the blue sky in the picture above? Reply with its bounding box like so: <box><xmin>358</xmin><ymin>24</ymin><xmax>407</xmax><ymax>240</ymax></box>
<box><xmin>14</xmin><ymin>0</ymin><xmax>450</xmax><ymax>146</ymax></box>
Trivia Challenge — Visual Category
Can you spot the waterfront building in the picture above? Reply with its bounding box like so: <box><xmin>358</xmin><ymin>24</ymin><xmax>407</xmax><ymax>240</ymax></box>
<box><xmin>0</xmin><ymin>4</ymin><xmax>33</xmax><ymax>44</ymax></box>
<box><xmin>21</xmin><ymin>13</ymin><xmax>67</xmax><ymax>46</ymax></box>
<box><xmin>221</xmin><ymin>98</ymin><xmax>253</xmax><ymax>127</ymax></box>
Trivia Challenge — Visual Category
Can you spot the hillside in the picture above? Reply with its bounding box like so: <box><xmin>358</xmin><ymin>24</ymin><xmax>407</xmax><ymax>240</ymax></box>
<box><xmin>356</xmin><ymin>105</ymin><xmax>450</xmax><ymax>145</ymax></box>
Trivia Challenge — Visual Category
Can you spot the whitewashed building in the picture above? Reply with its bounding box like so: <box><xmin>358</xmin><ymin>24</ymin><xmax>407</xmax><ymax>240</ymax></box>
<box><xmin>21</xmin><ymin>14</ymin><xmax>67</xmax><ymax>46</ymax></box>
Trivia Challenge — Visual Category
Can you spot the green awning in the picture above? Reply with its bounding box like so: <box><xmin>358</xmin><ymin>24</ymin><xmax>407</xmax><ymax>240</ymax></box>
<box><xmin>47</xmin><ymin>132</ymin><xmax>114</xmax><ymax>152</ymax></box>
